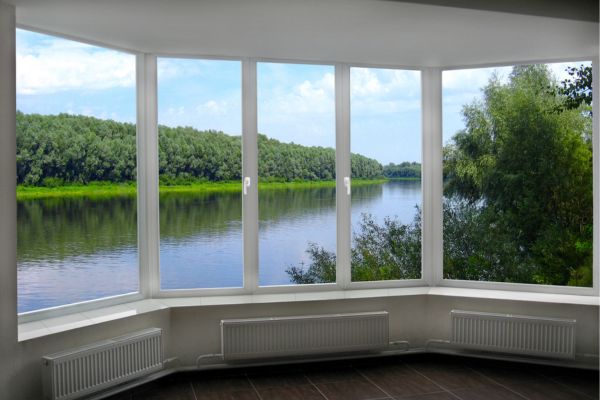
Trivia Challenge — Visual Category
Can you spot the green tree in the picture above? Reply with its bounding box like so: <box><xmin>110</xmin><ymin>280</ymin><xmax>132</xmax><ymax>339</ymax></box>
<box><xmin>444</xmin><ymin>65</ymin><xmax>593</xmax><ymax>286</ymax></box>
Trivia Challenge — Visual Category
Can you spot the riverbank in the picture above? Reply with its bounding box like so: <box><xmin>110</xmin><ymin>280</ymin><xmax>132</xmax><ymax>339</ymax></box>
<box><xmin>16</xmin><ymin>178</ymin><xmax>410</xmax><ymax>200</ymax></box>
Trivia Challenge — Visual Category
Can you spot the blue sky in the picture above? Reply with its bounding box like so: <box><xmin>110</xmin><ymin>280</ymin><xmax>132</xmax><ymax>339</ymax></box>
<box><xmin>17</xmin><ymin>28</ymin><xmax>591</xmax><ymax>165</ymax></box>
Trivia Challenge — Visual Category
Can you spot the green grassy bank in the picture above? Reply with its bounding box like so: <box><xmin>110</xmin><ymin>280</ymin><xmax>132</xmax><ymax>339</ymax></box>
<box><xmin>16</xmin><ymin>178</ymin><xmax>412</xmax><ymax>201</ymax></box>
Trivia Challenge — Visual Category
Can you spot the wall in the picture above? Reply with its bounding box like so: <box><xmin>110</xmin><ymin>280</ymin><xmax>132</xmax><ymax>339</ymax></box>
<box><xmin>6</xmin><ymin>297</ymin><xmax>598</xmax><ymax>399</ymax></box>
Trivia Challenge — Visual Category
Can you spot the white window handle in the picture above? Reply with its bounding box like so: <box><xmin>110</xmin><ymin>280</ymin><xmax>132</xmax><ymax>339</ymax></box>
<box><xmin>343</xmin><ymin>176</ymin><xmax>351</xmax><ymax>195</ymax></box>
<box><xmin>243</xmin><ymin>177</ymin><xmax>251</xmax><ymax>195</ymax></box>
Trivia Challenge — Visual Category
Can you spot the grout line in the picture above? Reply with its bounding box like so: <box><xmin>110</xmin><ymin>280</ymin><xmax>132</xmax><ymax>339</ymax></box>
<box><xmin>545</xmin><ymin>376</ymin><xmax>597</xmax><ymax>400</ymax></box>
<box><xmin>305</xmin><ymin>372</ymin><xmax>332</xmax><ymax>400</ymax></box>
<box><xmin>465</xmin><ymin>366</ymin><xmax>530</xmax><ymax>400</ymax></box>
<box><xmin>403</xmin><ymin>364</ymin><xmax>462</xmax><ymax>399</ymax></box>
<box><xmin>189</xmin><ymin>381</ymin><xmax>198</xmax><ymax>400</ymax></box>
<box><xmin>245</xmin><ymin>373</ymin><xmax>264</xmax><ymax>400</ymax></box>
<box><xmin>352</xmin><ymin>366</ymin><xmax>395</xmax><ymax>399</ymax></box>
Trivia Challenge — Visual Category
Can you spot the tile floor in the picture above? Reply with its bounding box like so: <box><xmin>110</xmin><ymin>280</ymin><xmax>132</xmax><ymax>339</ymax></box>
<box><xmin>105</xmin><ymin>354</ymin><xmax>599</xmax><ymax>400</ymax></box>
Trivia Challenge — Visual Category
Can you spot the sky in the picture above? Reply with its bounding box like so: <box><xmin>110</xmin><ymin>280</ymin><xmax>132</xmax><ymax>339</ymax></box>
<box><xmin>16</xmin><ymin>28</ymin><xmax>591</xmax><ymax>165</ymax></box>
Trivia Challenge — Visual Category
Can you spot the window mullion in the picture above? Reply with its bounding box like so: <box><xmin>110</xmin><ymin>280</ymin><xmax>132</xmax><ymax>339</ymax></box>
<box><xmin>242</xmin><ymin>59</ymin><xmax>259</xmax><ymax>293</ymax></box>
<box><xmin>336</xmin><ymin>64</ymin><xmax>351</xmax><ymax>288</ymax></box>
<box><xmin>421</xmin><ymin>67</ymin><xmax>443</xmax><ymax>286</ymax></box>
<box><xmin>137</xmin><ymin>53</ymin><xmax>160</xmax><ymax>298</ymax></box>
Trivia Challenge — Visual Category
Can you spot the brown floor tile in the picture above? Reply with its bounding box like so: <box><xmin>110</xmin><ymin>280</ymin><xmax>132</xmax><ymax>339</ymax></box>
<box><xmin>305</xmin><ymin>367</ymin><xmax>363</xmax><ymax>383</ymax></box>
<box><xmin>472</xmin><ymin>365</ymin><xmax>546</xmax><ymax>385</ymax></box>
<box><xmin>410</xmin><ymin>365</ymin><xmax>492</xmax><ymax>391</ymax></box>
<box><xmin>364</xmin><ymin>371</ymin><xmax>445</xmax><ymax>398</ymax></box>
<box><xmin>132</xmin><ymin>380</ymin><xmax>195</xmax><ymax>400</ymax></box>
<box><xmin>247</xmin><ymin>371</ymin><xmax>310</xmax><ymax>389</ymax></box>
<box><xmin>316</xmin><ymin>379</ymin><xmax>389</xmax><ymax>400</ymax></box>
<box><xmin>258</xmin><ymin>385</ymin><xmax>326</xmax><ymax>400</ymax></box>
<box><xmin>395</xmin><ymin>393</ymin><xmax>457</xmax><ymax>400</ymax></box>
<box><xmin>549</xmin><ymin>375</ymin><xmax>600</xmax><ymax>399</ymax></box>
<box><xmin>502</xmin><ymin>378</ymin><xmax>592</xmax><ymax>400</ymax></box>
<box><xmin>192</xmin><ymin>376</ymin><xmax>254</xmax><ymax>393</ymax></box>
<box><xmin>194</xmin><ymin>391</ymin><xmax>260</xmax><ymax>400</ymax></box>
<box><xmin>451</xmin><ymin>385</ymin><xmax>527</xmax><ymax>400</ymax></box>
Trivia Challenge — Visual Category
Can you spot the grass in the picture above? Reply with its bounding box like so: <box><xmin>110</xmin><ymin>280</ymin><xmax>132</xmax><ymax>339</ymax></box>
<box><xmin>16</xmin><ymin>178</ymin><xmax>412</xmax><ymax>200</ymax></box>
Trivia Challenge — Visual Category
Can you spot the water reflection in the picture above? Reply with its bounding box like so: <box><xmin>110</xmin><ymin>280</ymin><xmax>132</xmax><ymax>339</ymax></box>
<box><xmin>17</xmin><ymin>181</ymin><xmax>421</xmax><ymax>312</ymax></box>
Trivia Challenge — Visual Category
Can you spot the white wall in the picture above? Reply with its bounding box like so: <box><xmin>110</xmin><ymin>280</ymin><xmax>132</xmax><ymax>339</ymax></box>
<box><xmin>0</xmin><ymin>2</ymin><xmax>17</xmax><ymax>399</ymax></box>
<box><xmin>6</xmin><ymin>297</ymin><xmax>598</xmax><ymax>399</ymax></box>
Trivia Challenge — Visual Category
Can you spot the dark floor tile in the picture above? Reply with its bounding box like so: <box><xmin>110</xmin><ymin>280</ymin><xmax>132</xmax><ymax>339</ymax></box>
<box><xmin>194</xmin><ymin>390</ymin><xmax>260</xmax><ymax>400</ymax></box>
<box><xmin>503</xmin><ymin>378</ymin><xmax>593</xmax><ymax>400</ymax></box>
<box><xmin>359</xmin><ymin>363</ymin><xmax>425</xmax><ymax>380</ymax></box>
<box><xmin>104</xmin><ymin>391</ymin><xmax>133</xmax><ymax>400</ymax></box>
<box><xmin>549</xmin><ymin>375</ymin><xmax>600</xmax><ymax>399</ymax></box>
<box><xmin>132</xmin><ymin>380</ymin><xmax>195</xmax><ymax>400</ymax></box>
<box><xmin>472</xmin><ymin>365</ymin><xmax>546</xmax><ymax>385</ymax></box>
<box><xmin>410</xmin><ymin>365</ymin><xmax>492</xmax><ymax>391</ymax></box>
<box><xmin>364</xmin><ymin>370</ymin><xmax>445</xmax><ymax>398</ymax></box>
<box><xmin>316</xmin><ymin>379</ymin><xmax>388</xmax><ymax>400</ymax></box>
<box><xmin>247</xmin><ymin>371</ymin><xmax>310</xmax><ymax>389</ymax></box>
<box><xmin>451</xmin><ymin>385</ymin><xmax>527</xmax><ymax>400</ymax></box>
<box><xmin>192</xmin><ymin>376</ymin><xmax>253</xmax><ymax>393</ymax></box>
<box><xmin>305</xmin><ymin>366</ymin><xmax>363</xmax><ymax>383</ymax></box>
<box><xmin>258</xmin><ymin>385</ymin><xmax>327</xmax><ymax>400</ymax></box>
<box><xmin>395</xmin><ymin>393</ymin><xmax>457</xmax><ymax>400</ymax></box>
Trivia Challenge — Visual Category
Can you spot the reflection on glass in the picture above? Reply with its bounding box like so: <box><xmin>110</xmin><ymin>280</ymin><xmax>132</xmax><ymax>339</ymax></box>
<box><xmin>16</xmin><ymin>29</ymin><xmax>138</xmax><ymax>312</ymax></box>
<box><xmin>350</xmin><ymin>67</ymin><xmax>422</xmax><ymax>282</ymax></box>
<box><xmin>157</xmin><ymin>58</ymin><xmax>242</xmax><ymax>289</ymax></box>
<box><xmin>442</xmin><ymin>62</ymin><xmax>593</xmax><ymax>287</ymax></box>
<box><xmin>257</xmin><ymin>62</ymin><xmax>337</xmax><ymax>285</ymax></box>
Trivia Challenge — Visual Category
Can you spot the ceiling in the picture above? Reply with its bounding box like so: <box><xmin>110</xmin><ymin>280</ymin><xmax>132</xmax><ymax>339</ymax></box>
<box><xmin>7</xmin><ymin>0</ymin><xmax>599</xmax><ymax>68</ymax></box>
<box><xmin>388</xmin><ymin>0</ymin><xmax>598</xmax><ymax>23</ymax></box>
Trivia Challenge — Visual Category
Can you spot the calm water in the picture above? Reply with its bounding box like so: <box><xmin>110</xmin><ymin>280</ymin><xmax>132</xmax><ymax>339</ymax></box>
<box><xmin>17</xmin><ymin>181</ymin><xmax>421</xmax><ymax>312</ymax></box>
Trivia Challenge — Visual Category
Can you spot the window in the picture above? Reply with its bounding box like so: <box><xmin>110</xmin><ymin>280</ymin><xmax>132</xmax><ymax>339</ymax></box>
<box><xmin>16</xmin><ymin>29</ymin><xmax>137</xmax><ymax>312</ymax></box>
<box><xmin>257</xmin><ymin>62</ymin><xmax>336</xmax><ymax>285</ymax></box>
<box><xmin>157</xmin><ymin>58</ymin><xmax>243</xmax><ymax>289</ymax></box>
<box><xmin>442</xmin><ymin>62</ymin><xmax>593</xmax><ymax>287</ymax></box>
<box><xmin>350</xmin><ymin>67</ymin><xmax>422</xmax><ymax>282</ymax></box>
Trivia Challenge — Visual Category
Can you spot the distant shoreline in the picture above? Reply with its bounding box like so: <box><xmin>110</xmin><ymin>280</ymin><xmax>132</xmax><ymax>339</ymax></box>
<box><xmin>16</xmin><ymin>178</ymin><xmax>421</xmax><ymax>200</ymax></box>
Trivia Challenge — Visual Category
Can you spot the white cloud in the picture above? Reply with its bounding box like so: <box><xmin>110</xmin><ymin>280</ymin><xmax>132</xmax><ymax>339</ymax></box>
<box><xmin>548</xmin><ymin>61</ymin><xmax>591</xmax><ymax>83</ymax></box>
<box><xmin>197</xmin><ymin>100</ymin><xmax>229</xmax><ymax>116</ymax></box>
<box><xmin>350</xmin><ymin>68</ymin><xmax>421</xmax><ymax>116</ymax></box>
<box><xmin>262</xmin><ymin>72</ymin><xmax>335</xmax><ymax>116</ymax></box>
<box><xmin>17</xmin><ymin>36</ymin><xmax>135</xmax><ymax>95</ymax></box>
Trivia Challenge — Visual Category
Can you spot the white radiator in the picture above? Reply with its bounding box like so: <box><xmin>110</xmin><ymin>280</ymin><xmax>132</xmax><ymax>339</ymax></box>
<box><xmin>221</xmin><ymin>312</ymin><xmax>389</xmax><ymax>360</ymax></box>
<box><xmin>42</xmin><ymin>328</ymin><xmax>163</xmax><ymax>400</ymax></box>
<box><xmin>450</xmin><ymin>310</ymin><xmax>576</xmax><ymax>359</ymax></box>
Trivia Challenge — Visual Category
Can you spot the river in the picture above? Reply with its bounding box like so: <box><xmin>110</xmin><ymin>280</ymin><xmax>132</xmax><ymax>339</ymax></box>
<box><xmin>17</xmin><ymin>180</ymin><xmax>421</xmax><ymax>313</ymax></box>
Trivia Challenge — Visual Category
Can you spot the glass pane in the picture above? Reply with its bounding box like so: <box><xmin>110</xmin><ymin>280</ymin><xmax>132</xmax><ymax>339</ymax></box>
<box><xmin>16</xmin><ymin>29</ymin><xmax>138</xmax><ymax>312</ymax></box>
<box><xmin>257</xmin><ymin>62</ymin><xmax>336</xmax><ymax>285</ymax></box>
<box><xmin>350</xmin><ymin>67</ymin><xmax>422</xmax><ymax>282</ymax></box>
<box><xmin>158</xmin><ymin>58</ymin><xmax>242</xmax><ymax>289</ymax></box>
<box><xmin>442</xmin><ymin>62</ymin><xmax>593</xmax><ymax>287</ymax></box>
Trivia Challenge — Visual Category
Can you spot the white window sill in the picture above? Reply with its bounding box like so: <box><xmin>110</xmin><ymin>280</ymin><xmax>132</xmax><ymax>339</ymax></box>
<box><xmin>17</xmin><ymin>286</ymin><xmax>599</xmax><ymax>342</ymax></box>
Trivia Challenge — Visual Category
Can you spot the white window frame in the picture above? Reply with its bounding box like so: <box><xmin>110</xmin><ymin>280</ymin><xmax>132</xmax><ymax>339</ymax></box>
<box><xmin>16</xmin><ymin>28</ymin><xmax>598</xmax><ymax>323</ymax></box>
<box><xmin>436</xmin><ymin>58</ymin><xmax>599</xmax><ymax>296</ymax></box>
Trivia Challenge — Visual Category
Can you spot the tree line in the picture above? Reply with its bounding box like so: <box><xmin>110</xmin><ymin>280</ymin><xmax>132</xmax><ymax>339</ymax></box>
<box><xmin>17</xmin><ymin>112</ymin><xmax>413</xmax><ymax>186</ymax></box>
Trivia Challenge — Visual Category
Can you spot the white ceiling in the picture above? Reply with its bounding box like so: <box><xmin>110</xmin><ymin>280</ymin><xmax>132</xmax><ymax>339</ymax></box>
<box><xmin>7</xmin><ymin>0</ymin><xmax>599</xmax><ymax>68</ymax></box>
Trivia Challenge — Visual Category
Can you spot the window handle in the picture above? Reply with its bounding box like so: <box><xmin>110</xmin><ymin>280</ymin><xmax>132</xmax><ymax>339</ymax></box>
<box><xmin>343</xmin><ymin>176</ymin><xmax>351</xmax><ymax>196</ymax></box>
<box><xmin>243</xmin><ymin>177</ymin><xmax>251</xmax><ymax>195</ymax></box>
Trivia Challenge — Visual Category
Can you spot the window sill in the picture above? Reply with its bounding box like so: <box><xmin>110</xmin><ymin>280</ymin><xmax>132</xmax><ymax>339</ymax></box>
<box><xmin>17</xmin><ymin>286</ymin><xmax>599</xmax><ymax>342</ymax></box>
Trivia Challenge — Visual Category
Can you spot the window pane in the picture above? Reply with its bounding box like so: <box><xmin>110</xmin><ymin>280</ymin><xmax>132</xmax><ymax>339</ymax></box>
<box><xmin>350</xmin><ymin>68</ymin><xmax>422</xmax><ymax>282</ymax></box>
<box><xmin>16</xmin><ymin>29</ymin><xmax>138</xmax><ymax>312</ymax></box>
<box><xmin>443</xmin><ymin>62</ymin><xmax>593</xmax><ymax>287</ymax></box>
<box><xmin>257</xmin><ymin>62</ymin><xmax>336</xmax><ymax>285</ymax></box>
<box><xmin>158</xmin><ymin>58</ymin><xmax>242</xmax><ymax>289</ymax></box>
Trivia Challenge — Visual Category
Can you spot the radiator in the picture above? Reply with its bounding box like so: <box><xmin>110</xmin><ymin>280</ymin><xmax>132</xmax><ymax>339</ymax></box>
<box><xmin>42</xmin><ymin>328</ymin><xmax>163</xmax><ymax>400</ymax></box>
<box><xmin>221</xmin><ymin>311</ymin><xmax>389</xmax><ymax>360</ymax></box>
<box><xmin>450</xmin><ymin>310</ymin><xmax>576</xmax><ymax>359</ymax></box>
